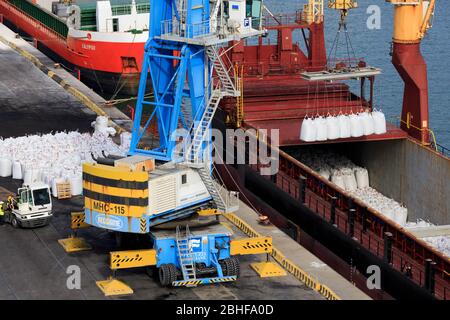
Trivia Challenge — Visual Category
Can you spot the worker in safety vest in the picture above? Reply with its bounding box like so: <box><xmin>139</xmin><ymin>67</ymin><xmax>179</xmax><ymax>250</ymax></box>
<box><xmin>0</xmin><ymin>201</ymin><xmax>4</xmax><ymax>225</ymax></box>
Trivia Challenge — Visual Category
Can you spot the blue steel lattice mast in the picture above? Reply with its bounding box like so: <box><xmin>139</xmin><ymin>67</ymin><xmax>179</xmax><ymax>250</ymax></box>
<box><xmin>129</xmin><ymin>0</ymin><xmax>264</xmax><ymax>164</ymax></box>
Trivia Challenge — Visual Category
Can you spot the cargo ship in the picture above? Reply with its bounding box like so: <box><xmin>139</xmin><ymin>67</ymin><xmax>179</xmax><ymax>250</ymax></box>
<box><xmin>0</xmin><ymin>0</ymin><xmax>149</xmax><ymax>95</ymax></box>
<box><xmin>212</xmin><ymin>1</ymin><xmax>450</xmax><ymax>300</ymax></box>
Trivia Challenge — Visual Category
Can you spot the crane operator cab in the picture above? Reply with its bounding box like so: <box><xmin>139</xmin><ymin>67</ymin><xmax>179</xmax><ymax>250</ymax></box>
<box><xmin>5</xmin><ymin>183</ymin><xmax>53</xmax><ymax>228</ymax></box>
<box><xmin>159</xmin><ymin>0</ymin><xmax>265</xmax><ymax>43</ymax></box>
<box><xmin>221</xmin><ymin>0</ymin><xmax>264</xmax><ymax>35</ymax></box>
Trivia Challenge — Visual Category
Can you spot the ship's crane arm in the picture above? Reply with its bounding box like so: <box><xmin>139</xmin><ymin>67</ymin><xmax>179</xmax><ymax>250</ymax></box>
<box><xmin>387</xmin><ymin>0</ymin><xmax>437</xmax><ymax>144</ymax></box>
<box><xmin>420</xmin><ymin>0</ymin><xmax>436</xmax><ymax>38</ymax></box>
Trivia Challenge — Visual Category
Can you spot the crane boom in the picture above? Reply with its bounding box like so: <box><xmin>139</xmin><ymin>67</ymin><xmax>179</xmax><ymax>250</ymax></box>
<box><xmin>420</xmin><ymin>0</ymin><xmax>435</xmax><ymax>38</ymax></box>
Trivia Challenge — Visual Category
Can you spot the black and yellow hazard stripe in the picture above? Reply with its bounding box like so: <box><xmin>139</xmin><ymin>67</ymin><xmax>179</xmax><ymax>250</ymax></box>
<box><xmin>70</xmin><ymin>212</ymin><xmax>90</xmax><ymax>229</ymax></box>
<box><xmin>172</xmin><ymin>280</ymin><xmax>204</xmax><ymax>287</ymax></box>
<box><xmin>230</xmin><ymin>237</ymin><xmax>273</xmax><ymax>255</ymax></box>
<box><xmin>83</xmin><ymin>189</ymin><xmax>148</xmax><ymax>206</ymax></box>
<box><xmin>110</xmin><ymin>249</ymin><xmax>156</xmax><ymax>269</ymax></box>
<box><xmin>83</xmin><ymin>163</ymin><xmax>148</xmax><ymax>182</ymax></box>
<box><xmin>83</xmin><ymin>173</ymin><xmax>148</xmax><ymax>190</ymax></box>
<box><xmin>83</xmin><ymin>180</ymin><xmax>148</xmax><ymax>199</ymax></box>
<box><xmin>209</xmin><ymin>276</ymin><xmax>237</xmax><ymax>283</ymax></box>
<box><xmin>83</xmin><ymin>163</ymin><xmax>149</xmax><ymax>218</ymax></box>
<box><xmin>140</xmin><ymin>218</ymin><xmax>147</xmax><ymax>233</ymax></box>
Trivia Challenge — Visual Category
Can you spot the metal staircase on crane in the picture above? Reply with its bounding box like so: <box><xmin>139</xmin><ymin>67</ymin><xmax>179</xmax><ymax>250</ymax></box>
<box><xmin>197</xmin><ymin>165</ymin><xmax>228</xmax><ymax>212</ymax></box>
<box><xmin>176</xmin><ymin>225</ymin><xmax>197</xmax><ymax>283</ymax></box>
<box><xmin>206</xmin><ymin>46</ymin><xmax>240</xmax><ymax>97</ymax></box>
<box><xmin>186</xmin><ymin>88</ymin><xmax>222</xmax><ymax>163</ymax></box>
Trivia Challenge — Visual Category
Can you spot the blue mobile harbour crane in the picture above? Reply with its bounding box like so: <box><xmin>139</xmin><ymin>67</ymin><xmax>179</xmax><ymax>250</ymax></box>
<box><xmin>78</xmin><ymin>0</ymin><xmax>273</xmax><ymax>290</ymax></box>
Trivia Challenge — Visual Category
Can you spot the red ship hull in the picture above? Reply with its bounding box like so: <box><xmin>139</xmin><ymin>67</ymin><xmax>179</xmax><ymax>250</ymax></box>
<box><xmin>0</xmin><ymin>0</ymin><xmax>146</xmax><ymax>95</ymax></box>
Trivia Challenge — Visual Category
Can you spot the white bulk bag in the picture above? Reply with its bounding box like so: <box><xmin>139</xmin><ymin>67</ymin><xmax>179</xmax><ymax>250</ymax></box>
<box><xmin>300</xmin><ymin>118</ymin><xmax>317</xmax><ymax>142</ymax></box>
<box><xmin>361</xmin><ymin>112</ymin><xmax>375</xmax><ymax>136</ymax></box>
<box><xmin>106</xmin><ymin>127</ymin><xmax>117</xmax><ymax>137</ymax></box>
<box><xmin>343</xmin><ymin>171</ymin><xmax>357</xmax><ymax>192</ymax></box>
<box><xmin>381</xmin><ymin>207</ymin><xmax>395</xmax><ymax>221</ymax></box>
<box><xmin>394</xmin><ymin>207</ymin><xmax>408</xmax><ymax>226</ymax></box>
<box><xmin>120</xmin><ymin>132</ymin><xmax>132</xmax><ymax>149</ymax></box>
<box><xmin>23</xmin><ymin>167</ymin><xmax>33</xmax><ymax>185</ymax></box>
<box><xmin>94</xmin><ymin>116</ymin><xmax>109</xmax><ymax>127</ymax></box>
<box><xmin>0</xmin><ymin>158</ymin><xmax>12</xmax><ymax>177</ymax></box>
<box><xmin>373</xmin><ymin>110</ymin><xmax>387</xmax><ymax>134</ymax></box>
<box><xmin>300</xmin><ymin>118</ymin><xmax>310</xmax><ymax>141</ymax></box>
<box><xmin>12</xmin><ymin>161</ymin><xmax>22</xmax><ymax>180</ymax></box>
<box><xmin>318</xmin><ymin>168</ymin><xmax>331</xmax><ymax>180</ymax></box>
<box><xmin>307</xmin><ymin>118</ymin><xmax>318</xmax><ymax>142</ymax></box>
<box><xmin>349</xmin><ymin>114</ymin><xmax>363</xmax><ymax>137</ymax></box>
<box><xmin>70</xmin><ymin>176</ymin><xmax>83</xmax><ymax>196</ymax></box>
<box><xmin>315</xmin><ymin>117</ymin><xmax>328</xmax><ymax>141</ymax></box>
<box><xmin>355</xmin><ymin>167</ymin><xmax>370</xmax><ymax>189</ymax></box>
<box><xmin>331</xmin><ymin>173</ymin><xmax>345</xmax><ymax>189</ymax></box>
<box><xmin>338</xmin><ymin>115</ymin><xmax>351</xmax><ymax>139</ymax></box>
<box><xmin>326</xmin><ymin>115</ymin><xmax>340</xmax><ymax>140</ymax></box>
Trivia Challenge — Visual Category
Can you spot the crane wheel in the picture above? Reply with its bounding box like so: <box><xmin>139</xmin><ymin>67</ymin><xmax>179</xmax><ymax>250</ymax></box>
<box><xmin>159</xmin><ymin>264</ymin><xmax>177</xmax><ymax>286</ymax></box>
<box><xmin>219</xmin><ymin>257</ymin><xmax>240</xmax><ymax>278</ymax></box>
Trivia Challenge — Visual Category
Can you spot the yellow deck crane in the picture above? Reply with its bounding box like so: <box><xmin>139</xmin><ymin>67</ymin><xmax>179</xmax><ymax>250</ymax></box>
<box><xmin>387</xmin><ymin>0</ymin><xmax>436</xmax><ymax>144</ymax></box>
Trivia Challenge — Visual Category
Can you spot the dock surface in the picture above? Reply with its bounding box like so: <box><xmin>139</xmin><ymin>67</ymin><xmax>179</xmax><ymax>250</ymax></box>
<box><xmin>0</xmin><ymin>38</ymin><xmax>95</xmax><ymax>137</ymax></box>
<box><xmin>0</xmin><ymin>24</ymin><xmax>133</xmax><ymax>135</ymax></box>
<box><xmin>0</xmin><ymin>179</ymin><xmax>322</xmax><ymax>300</ymax></box>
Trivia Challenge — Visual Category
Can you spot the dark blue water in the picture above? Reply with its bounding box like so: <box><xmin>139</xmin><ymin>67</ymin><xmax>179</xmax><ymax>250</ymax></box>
<box><xmin>267</xmin><ymin>0</ymin><xmax>450</xmax><ymax>146</ymax></box>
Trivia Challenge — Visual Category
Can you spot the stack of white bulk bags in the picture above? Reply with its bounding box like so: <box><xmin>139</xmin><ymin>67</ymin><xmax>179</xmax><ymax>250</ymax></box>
<box><xmin>294</xmin><ymin>149</ymin><xmax>410</xmax><ymax>227</ymax></box>
<box><xmin>0</xmin><ymin>125</ymin><xmax>127</xmax><ymax>197</ymax></box>
<box><xmin>300</xmin><ymin>110</ymin><xmax>387</xmax><ymax>143</ymax></box>
<box><xmin>406</xmin><ymin>220</ymin><xmax>450</xmax><ymax>256</ymax></box>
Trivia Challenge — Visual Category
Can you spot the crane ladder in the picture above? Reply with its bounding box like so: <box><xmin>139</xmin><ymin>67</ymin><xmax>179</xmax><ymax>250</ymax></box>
<box><xmin>176</xmin><ymin>225</ymin><xmax>197</xmax><ymax>281</ymax></box>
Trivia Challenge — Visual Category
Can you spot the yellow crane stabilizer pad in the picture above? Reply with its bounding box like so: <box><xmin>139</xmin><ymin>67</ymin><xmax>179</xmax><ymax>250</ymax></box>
<box><xmin>110</xmin><ymin>249</ymin><xmax>157</xmax><ymax>270</ymax></box>
<box><xmin>71</xmin><ymin>212</ymin><xmax>90</xmax><ymax>230</ymax></box>
<box><xmin>230</xmin><ymin>236</ymin><xmax>272</xmax><ymax>255</ymax></box>
<box><xmin>58</xmin><ymin>236</ymin><xmax>92</xmax><ymax>253</ymax></box>
<box><xmin>96</xmin><ymin>278</ymin><xmax>133</xmax><ymax>296</ymax></box>
<box><xmin>251</xmin><ymin>262</ymin><xmax>287</xmax><ymax>278</ymax></box>
<box><xmin>197</xmin><ymin>208</ymin><xmax>220</xmax><ymax>216</ymax></box>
